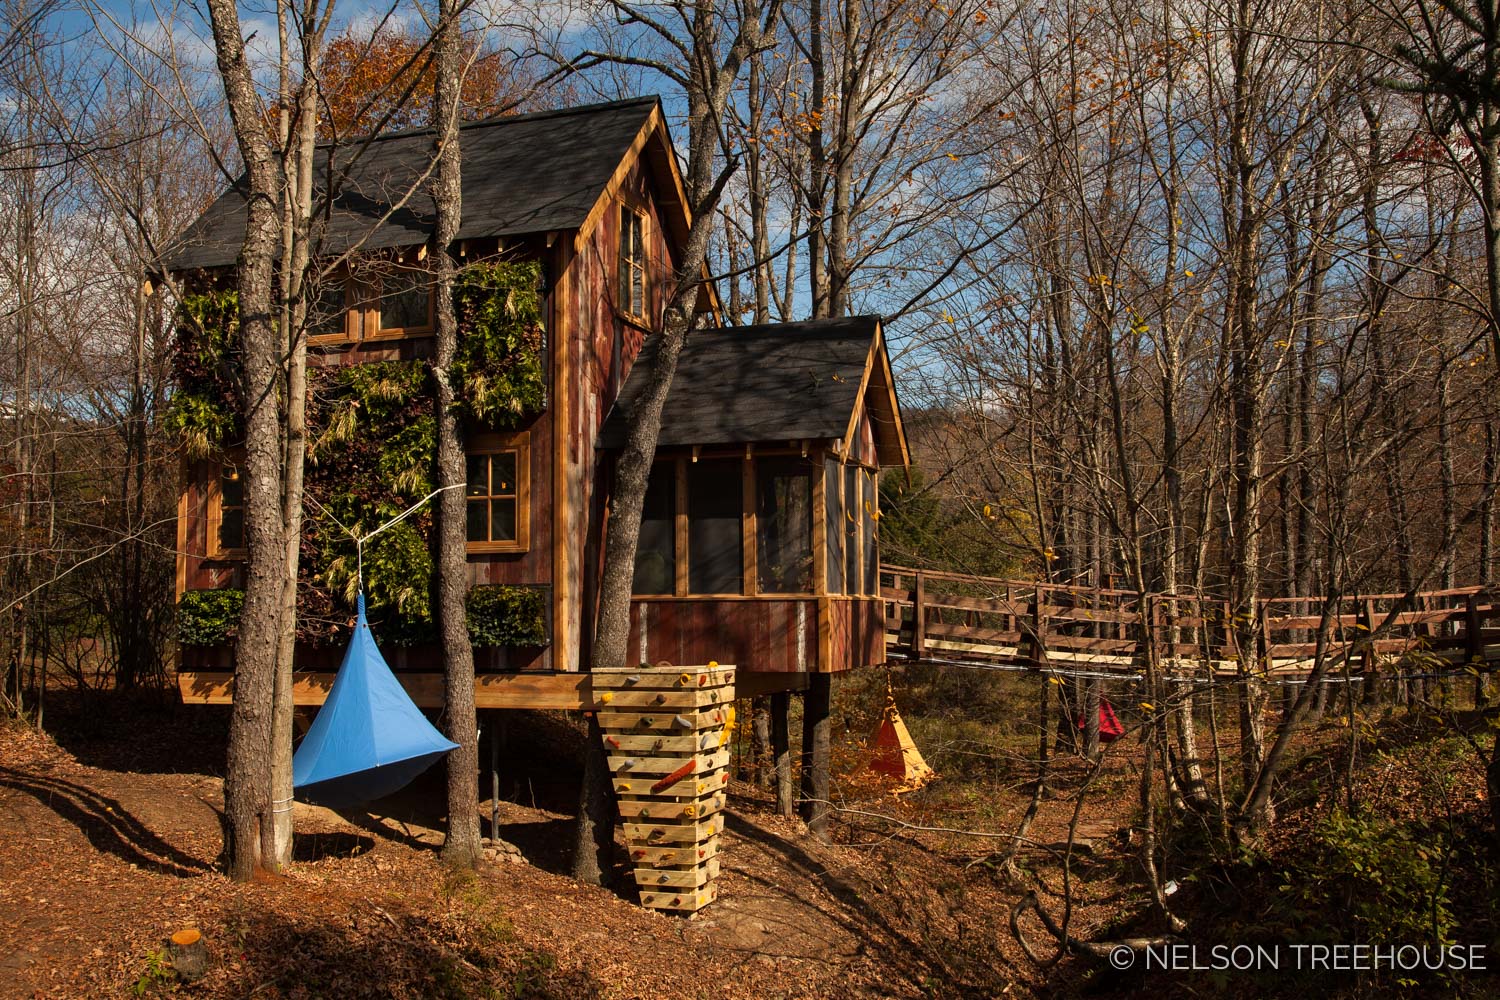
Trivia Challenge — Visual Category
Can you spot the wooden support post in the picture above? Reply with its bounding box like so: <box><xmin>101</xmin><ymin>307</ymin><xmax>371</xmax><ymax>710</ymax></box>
<box><xmin>771</xmin><ymin>690</ymin><xmax>792</xmax><ymax>817</ymax></box>
<box><xmin>1468</xmin><ymin>594</ymin><xmax>1488</xmax><ymax>707</ymax></box>
<box><xmin>912</xmin><ymin>570</ymin><xmax>926</xmax><ymax>660</ymax></box>
<box><xmin>1360</xmin><ymin>597</ymin><xmax>1381</xmax><ymax>707</ymax></box>
<box><xmin>490</xmin><ymin>712</ymin><xmax>504</xmax><ymax>840</ymax></box>
<box><xmin>799</xmin><ymin>673</ymin><xmax>831</xmax><ymax>837</ymax></box>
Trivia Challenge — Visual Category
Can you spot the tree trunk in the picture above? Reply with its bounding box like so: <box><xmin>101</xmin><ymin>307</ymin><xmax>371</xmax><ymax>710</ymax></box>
<box><xmin>771</xmin><ymin>690</ymin><xmax>792</xmax><ymax>816</ymax></box>
<box><xmin>204</xmin><ymin>0</ymin><xmax>287</xmax><ymax>881</ymax></box>
<box><xmin>268</xmin><ymin>7</ymin><xmax>322</xmax><ymax>871</ymax></box>
<box><xmin>431</xmin><ymin>0</ymin><xmax>481</xmax><ymax>870</ymax></box>
<box><xmin>799</xmin><ymin>673</ymin><xmax>831</xmax><ymax>838</ymax></box>
<box><xmin>571</xmin><ymin>0</ymin><xmax>782</xmax><ymax>882</ymax></box>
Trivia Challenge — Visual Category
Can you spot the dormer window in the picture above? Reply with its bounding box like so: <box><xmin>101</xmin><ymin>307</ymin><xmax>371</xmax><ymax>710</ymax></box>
<box><xmin>376</xmin><ymin>267</ymin><xmax>433</xmax><ymax>336</ymax></box>
<box><xmin>618</xmin><ymin>205</ymin><xmax>647</xmax><ymax>321</ymax></box>
<box><xmin>309</xmin><ymin>275</ymin><xmax>352</xmax><ymax>340</ymax></box>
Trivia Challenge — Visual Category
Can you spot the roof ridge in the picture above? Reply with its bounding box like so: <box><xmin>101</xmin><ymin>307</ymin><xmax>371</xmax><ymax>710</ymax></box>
<box><xmin>318</xmin><ymin>95</ymin><xmax>661</xmax><ymax>150</ymax></box>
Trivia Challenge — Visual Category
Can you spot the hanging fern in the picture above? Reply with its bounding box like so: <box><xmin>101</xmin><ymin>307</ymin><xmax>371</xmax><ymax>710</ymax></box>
<box><xmin>164</xmin><ymin>290</ymin><xmax>243</xmax><ymax>457</ymax></box>
<box><xmin>452</xmin><ymin>260</ymin><xmax>547</xmax><ymax>429</ymax></box>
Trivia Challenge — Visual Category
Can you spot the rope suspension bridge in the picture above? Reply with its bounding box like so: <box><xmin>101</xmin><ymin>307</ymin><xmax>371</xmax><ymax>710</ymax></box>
<box><xmin>880</xmin><ymin>565</ymin><xmax>1500</xmax><ymax>686</ymax></box>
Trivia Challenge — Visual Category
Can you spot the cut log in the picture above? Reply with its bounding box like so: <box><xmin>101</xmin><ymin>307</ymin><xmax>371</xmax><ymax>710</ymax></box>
<box><xmin>167</xmin><ymin>928</ymin><xmax>209</xmax><ymax>982</ymax></box>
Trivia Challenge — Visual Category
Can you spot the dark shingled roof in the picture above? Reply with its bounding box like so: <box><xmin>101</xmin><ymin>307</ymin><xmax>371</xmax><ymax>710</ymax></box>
<box><xmin>163</xmin><ymin>97</ymin><xmax>660</xmax><ymax>272</ymax></box>
<box><xmin>600</xmin><ymin>316</ymin><xmax>891</xmax><ymax>452</ymax></box>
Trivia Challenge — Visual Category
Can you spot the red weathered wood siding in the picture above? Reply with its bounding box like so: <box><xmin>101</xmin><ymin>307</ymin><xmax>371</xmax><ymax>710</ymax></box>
<box><xmin>828</xmin><ymin>597</ymin><xmax>886</xmax><ymax>672</ymax></box>
<box><xmin>627</xmin><ymin>598</ymin><xmax>819</xmax><ymax>672</ymax></box>
<box><xmin>564</xmin><ymin>156</ymin><xmax>678</xmax><ymax>670</ymax></box>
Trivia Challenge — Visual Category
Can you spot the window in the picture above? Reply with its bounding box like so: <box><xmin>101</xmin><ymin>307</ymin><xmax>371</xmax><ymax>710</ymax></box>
<box><xmin>687</xmin><ymin>459</ymin><xmax>742</xmax><ymax>594</ymax></box>
<box><xmin>862</xmin><ymin>467</ymin><xmax>878</xmax><ymax>595</ymax></box>
<box><xmin>308</xmin><ymin>275</ymin><xmax>352</xmax><ymax>340</ymax></box>
<box><xmin>756</xmin><ymin>457</ymin><xmax>813</xmax><ymax>593</ymax></box>
<box><xmin>825</xmin><ymin>458</ymin><xmax>843</xmax><ymax>594</ymax></box>
<box><xmin>844</xmin><ymin>463</ymin><xmax>860</xmax><ymax>594</ymax></box>
<box><xmin>377</xmin><ymin>267</ymin><xmax>432</xmax><ymax>335</ymax></box>
<box><xmin>465</xmin><ymin>436</ymin><xmax>530</xmax><ymax>552</ymax></box>
<box><xmin>211</xmin><ymin>462</ymin><xmax>245</xmax><ymax>557</ymax></box>
<box><xmin>632</xmin><ymin>463</ymin><xmax>677</xmax><ymax>595</ymax></box>
<box><xmin>617</xmin><ymin>205</ymin><xmax>647</xmax><ymax>320</ymax></box>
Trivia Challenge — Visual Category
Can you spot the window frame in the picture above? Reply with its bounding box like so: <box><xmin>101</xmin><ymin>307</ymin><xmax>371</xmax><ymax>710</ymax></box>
<box><xmin>305</xmin><ymin>267</ymin><xmax>358</xmax><ymax>344</ymax></box>
<box><xmin>464</xmin><ymin>432</ymin><xmax>531</xmax><ymax>555</ymax></box>
<box><xmin>206</xmin><ymin>458</ymin><xmax>247</xmax><ymax>561</ymax></box>
<box><xmin>629</xmin><ymin>448</ymin><xmax>828</xmax><ymax>599</ymax></box>
<box><xmin>616</xmin><ymin>203</ymin><xmax>649</xmax><ymax>324</ymax></box>
<box><xmin>368</xmin><ymin>263</ymin><xmax>435</xmax><ymax>340</ymax></box>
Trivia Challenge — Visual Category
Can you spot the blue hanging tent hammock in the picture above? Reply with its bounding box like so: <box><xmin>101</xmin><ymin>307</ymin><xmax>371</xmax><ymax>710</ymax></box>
<box><xmin>292</xmin><ymin>593</ymin><xmax>460</xmax><ymax>807</ymax></box>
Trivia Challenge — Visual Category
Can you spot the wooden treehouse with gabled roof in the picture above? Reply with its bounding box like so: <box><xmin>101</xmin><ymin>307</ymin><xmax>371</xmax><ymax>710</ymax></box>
<box><xmin>163</xmin><ymin>96</ymin><xmax>909</xmax><ymax>905</ymax></box>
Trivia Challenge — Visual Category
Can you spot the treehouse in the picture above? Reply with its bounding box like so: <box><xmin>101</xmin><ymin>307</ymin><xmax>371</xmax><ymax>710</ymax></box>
<box><xmin>164</xmin><ymin>96</ymin><xmax>909</xmax><ymax>714</ymax></box>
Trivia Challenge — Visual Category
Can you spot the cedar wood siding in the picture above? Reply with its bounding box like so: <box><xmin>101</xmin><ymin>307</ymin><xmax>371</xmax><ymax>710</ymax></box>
<box><xmin>562</xmin><ymin>155</ymin><xmax>676</xmax><ymax>671</ymax></box>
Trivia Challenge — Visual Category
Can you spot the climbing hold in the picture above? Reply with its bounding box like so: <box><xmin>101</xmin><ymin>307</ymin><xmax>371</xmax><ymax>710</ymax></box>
<box><xmin>626</xmin><ymin>674</ymin><xmax>641</xmax><ymax>684</ymax></box>
<box><xmin>672</xmin><ymin>714</ymin><xmax>693</xmax><ymax>729</ymax></box>
<box><xmin>652</xmin><ymin>693</ymin><xmax>666</xmax><ymax>705</ymax></box>
<box><xmin>618</xmin><ymin>758</ymin><xmax>637</xmax><ymax>770</ymax></box>
<box><xmin>600</xmin><ymin>691</ymin><xmax>614</xmax><ymax>704</ymax></box>
<box><xmin>678</xmin><ymin>672</ymin><xmax>691</xmax><ymax>685</ymax></box>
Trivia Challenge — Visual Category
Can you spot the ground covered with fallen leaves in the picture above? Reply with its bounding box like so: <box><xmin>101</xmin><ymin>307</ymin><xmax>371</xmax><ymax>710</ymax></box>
<box><xmin>3</xmin><ymin>679</ymin><xmax>1498</xmax><ymax>998</ymax></box>
<box><xmin>0</xmin><ymin>692</ymin><xmax>1061</xmax><ymax>999</ymax></box>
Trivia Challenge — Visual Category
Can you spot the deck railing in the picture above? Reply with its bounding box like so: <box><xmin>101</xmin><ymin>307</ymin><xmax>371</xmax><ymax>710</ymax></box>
<box><xmin>881</xmin><ymin>565</ymin><xmax>1500</xmax><ymax>678</ymax></box>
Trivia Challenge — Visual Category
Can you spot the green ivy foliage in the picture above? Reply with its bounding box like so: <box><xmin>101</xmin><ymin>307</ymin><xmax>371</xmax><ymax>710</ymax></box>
<box><xmin>452</xmin><ymin>260</ymin><xmax>547</xmax><ymax>429</ymax></box>
<box><xmin>164</xmin><ymin>290</ymin><xmax>243</xmax><ymax>458</ymax></box>
<box><xmin>177</xmin><ymin>588</ymin><xmax>246</xmax><ymax>645</ymax></box>
<box><xmin>305</xmin><ymin>360</ymin><xmax>436</xmax><ymax>639</ymax></box>
<box><xmin>173</xmin><ymin>585</ymin><xmax>546</xmax><ymax>648</ymax></box>
<box><xmin>168</xmin><ymin>262</ymin><xmax>549</xmax><ymax>648</ymax></box>
<box><xmin>466</xmin><ymin>585</ymin><xmax>548</xmax><ymax>646</ymax></box>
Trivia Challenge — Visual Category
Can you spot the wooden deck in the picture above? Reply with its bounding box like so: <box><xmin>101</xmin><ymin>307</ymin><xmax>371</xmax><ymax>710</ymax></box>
<box><xmin>881</xmin><ymin>565</ymin><xmax>1500</xmax><ymax>678</ymax></box>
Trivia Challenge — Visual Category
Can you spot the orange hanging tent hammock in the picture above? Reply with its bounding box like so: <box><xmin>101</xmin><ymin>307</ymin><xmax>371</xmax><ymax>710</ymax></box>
<box><xmin>867</xmin><ymin>681</ymin><xmax>937</xmax><ymax>793</ymax></box>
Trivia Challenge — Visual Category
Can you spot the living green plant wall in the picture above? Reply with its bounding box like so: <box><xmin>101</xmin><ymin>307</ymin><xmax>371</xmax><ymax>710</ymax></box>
<box><xmin>163</xmin><ymin>290</ymin><xmax>244</xmax><ymax>458</ymax></box>
<box><xmin>452</xmin><ymin>259</ymin><xmax>547</xmax><ymax>429</ymax></box>
<box><xmin>178</xmin><ymin>584</ymin><xmax>547</xmax><ymax>648</ymax></box>
<box><xmin>168</xmin><ymin>260</ymin><xmax>549</xmax><ymax>647</ymax></box>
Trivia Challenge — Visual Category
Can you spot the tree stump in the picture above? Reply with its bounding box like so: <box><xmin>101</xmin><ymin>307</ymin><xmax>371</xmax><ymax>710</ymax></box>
<box><xmin>167</xmin><ymin>928</ymin><xmax>209</xmax><ymax>982</ymax></box>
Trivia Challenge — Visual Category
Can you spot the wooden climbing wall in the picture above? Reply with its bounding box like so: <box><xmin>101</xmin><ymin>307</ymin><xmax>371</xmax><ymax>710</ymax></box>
<box><xmin>594</xmin><ymin>665</ymin><xmax>734</xmax><ymax>913</ymax></box>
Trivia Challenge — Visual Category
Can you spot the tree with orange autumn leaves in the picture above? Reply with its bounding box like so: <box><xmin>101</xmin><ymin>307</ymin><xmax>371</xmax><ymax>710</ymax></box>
<box><xmin>315</xmin><ymin>26</ymin><xmax>539</xmax><ymax>139</ymax></box>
